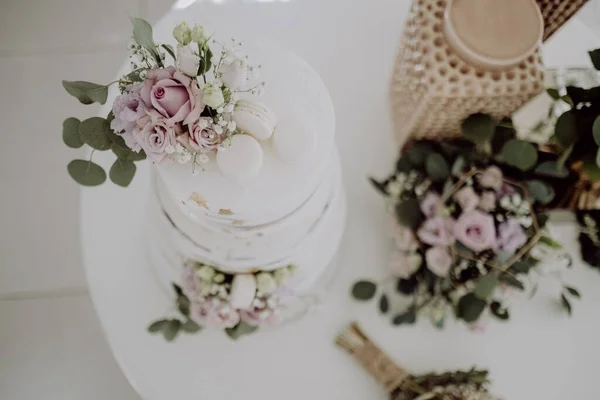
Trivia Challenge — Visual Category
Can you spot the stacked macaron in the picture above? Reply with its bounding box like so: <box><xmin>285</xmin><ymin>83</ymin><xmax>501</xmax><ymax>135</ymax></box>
<box><xmin>216</xmin><ymin>99</ymin><xmax>318</xmax><ymax>180</ymax></box>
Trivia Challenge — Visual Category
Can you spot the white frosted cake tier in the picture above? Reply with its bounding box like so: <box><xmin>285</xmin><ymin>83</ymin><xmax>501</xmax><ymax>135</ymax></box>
<box><xmin>155</xmin><ymin>41</ymin><xmax>335</xmax><ymax>226</ymax></box>
<box><xmin>146</xmin><ymin>149</ymin><xmax>346</xmax><ymax>294</ymax></box>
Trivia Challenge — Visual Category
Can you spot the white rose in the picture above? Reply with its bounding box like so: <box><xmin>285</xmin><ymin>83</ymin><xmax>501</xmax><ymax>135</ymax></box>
<box><xmin>203</xmin><ymin>83</ymin><xmax>225</xmax><ymax>108</ymax></box>
<box><xmin>230</xmin><ymin>274</ymin><xmax>257</xmax><ymax>309</ymax></box>
<box><xmin>220</xmin><ymin>59</ymin><xmax>248</xmax><ymax>90</ymax></box>
<box><xmin>191</xmin><ymin>24</ymin><xmax>207</xmax><ymax>43</ymax></box>
<box><xmin>173</xmin><ymin>21</ymin><xmax>191</xmax><ymax>45</ymax></box>
<box><xmin>195</xmin><ymin>265</ymin><xmax>215</xmax><ymax>281</ymax></box>
<box><xmin>256</xmin><ymin>272</ymin><xmax>278</xmax><ymax>295</ymax></box>
<box><xmin>176</xmin><ymin>45</ymin><xmax>200</xmax><ymax>77</ymax></box>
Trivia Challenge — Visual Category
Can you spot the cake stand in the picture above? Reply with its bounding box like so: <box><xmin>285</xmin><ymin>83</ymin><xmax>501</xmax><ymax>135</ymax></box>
<box><xmin>81</xmin><ymin>2</ymin><xmax>600</xmax><ymax>399</ymax></box>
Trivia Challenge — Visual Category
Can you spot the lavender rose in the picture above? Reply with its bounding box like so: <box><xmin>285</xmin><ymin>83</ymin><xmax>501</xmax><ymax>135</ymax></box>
<box><xmin>388</xmin><ymin>250</ymin><xmax>422</xmax><ymax>278</ymax></box>
<box><xmin>453</xmin><ymin>210</ymin><xmax>497</xmax><ymax>253</ymax></box>
<box><xmin>111</xmin><ymin>83</ymin><xmax>146</xmax><ymax>152</ymax></box>
<box><xmin>420</xmin><ymin>192</ymin><xmax>441</xmax><ymax>217</ymax></box>
<box><xmin>454</xmin><ymin>187</ymin><xmax>479</xmax><ymax>212</ymax></box>
<box><xmin>417</xmin><ymin>217</ymin><xmax>456</xmax><ymax>247</ymax></box>
<box><xmin>140</xmin><ymin>66</ymin><xmax>204</xmax><ymax>125</ymax></box>
<box><xmin>425</xmin><ymin>246</ymin><xmax>453</xmax><ymax>276</ymax></box>
<box><xmin>135</xmin><ymin>112</ymin><xmax>178</xmax><ymax>162</ymax></box>
<box><xmin>479</xmin><ymin>166</ymin><xmax>503</xmax><ymax>191</ymax></box>
<box><xmin>190</xmin><ymin>299</ymin><xmax>240</xmax><ymax>329</ymax></box>
<box><xmin>497</xmin><ymin>219</ymin><xmax>528</xmax><ymax>253</ymax></box>
<box><xmin>178</xmin><ymin>117</ymin><xmax>222</xmax><ymax>153</ymax></box>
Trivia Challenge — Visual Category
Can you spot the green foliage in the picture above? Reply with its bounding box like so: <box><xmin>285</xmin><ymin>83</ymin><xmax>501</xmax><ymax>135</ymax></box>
<box><xmin>582</xmin><ymin>161</ymin><xmax>600</xmax><ymax>180</ymax></box>
<box><xmin>406</xmin><ymin>142</ymin><xmax>432</xmax><ymax>166</ymax></box>
<box><xmin>62</xmin><ymin>117</ymin><xmax>83</xmax><ymax>148</ymax></box>
<box><xmin>474</xmin><ymin>273</ymin><xmax>498</xmax><ymax>300</ymax></box>
<box><xmin>62</xmin><ymin>80</ymin><xmax>108</xmax><ymax>105</ymax></box>
<box><xmin>199</xmin><ymin>45</ymin><xmax>213</xmax><ymax>74</ymax></box>
<box><xmin>490</xmin><ymin>301</ymin><xmax>509</xmax><ymax>320</ymax></box>
<box><xmin>546</xmin><ymin>88</ymin><xmax>560</xmax><ymax>100</ymax></box>
<box><xmin>561</xmin><ymin>294</ymin><xmax>572</xmax><ymax>316</ymax></box>
<box><xmin>526</xmin><ymin>180</ymin><xmax>555</xmax><ymax>205</ymax></box>
<box><xmin>395</xmin><ymin>198</ymin><xmax>424</xmax><ymax>229</ymax></box>
<box><xmin>67</xmin><ymin>159</ymin><xmax>106</xmax><ymax>186</ymax></box>
<box><xmin>225</xmin><ymin>321</ymin><xmax>258</xmax><ymax>340</ymax></box>
<box><xmin>79</xmin><ymin>117</ymin><xmax>111</xmax><ymax>150</ymax></box>
<box><xmin>593</xmin><ymin>116</ymin><xmax>600</xmax><ymax>146</ymax></box>
<box><xmin>130</xmin><ymin>17</ymin><xmax>161</xmax><ymax>64</ymax></box>
<box><xmin>369</xmin><ymin>177</ymin><xmax>388</xmax><ymax>196</ymax></box>
<box><xmin>500</xmin><ymin>139</ymin><xmax>538</xmax><ymax>171</ymax></box>
<box><xmin>161</xmin><ymin>44</ymin><xmax>176</xmax><ymax>60</ymax></box>
<box><xmin>379</xmin><ymin>294</ymin><xmax>389</xmax><ymax>314</ymax></box>
<box><xmin>351</xmin><ymin>280</ymin><xmax>377</xmax><ymax>301</ymax></box>
<box><xmin>109</xmin><ymin>159</ymin><xmax>136</xmax><ymax>187</ymax></box>
<box><xmin>392</xmin><ymin>311</ymin><xmax>416</xmax><ymax>325</ymax></box>
<box><xmin>181</xmin><ymin>319</ymin><xmax>201</xmax><ymax>333</ymax></box>
<box><xmin>461</xmin><ymin>113</ymin><xmax>496</xmax><ymax>144</ymax></box>
<box><xmin>564</xmin><ymin>286</ymin><xmax>581</xmax><ymax>299</ymax></box>
<box><xmin>425</xmin><ymin>153</ymin><xmax>450</xmax><ymax>182</ymax></box>
<box><xmin>456</xmin><ymin>293</ymin><xmax>486</xmax><ymax>322</ymax></box>
<box><xmin>589</xmin><ymin>49</ymin><xmax>600</xmax><ymax>70</ymax></box>
<box><xmin>163</xmin><ymin>319</ymin><xmax>182</xmax><ymax>341</ymax></box>
<box><xmin>534</xmin><ymin>161</ymin><xmax>569</xmax><ymax>178</ymax></box>
<box><xmin>554</xmin><ymin>110</ymin><xmax>578</xmax><ymax>148</ymax></box>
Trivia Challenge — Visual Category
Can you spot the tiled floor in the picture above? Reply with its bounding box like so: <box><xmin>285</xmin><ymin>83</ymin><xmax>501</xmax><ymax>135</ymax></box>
<box><xmin>0</xmin><ymin>0</ymin><xmax>599</xmax><ymax>399</ymax></box>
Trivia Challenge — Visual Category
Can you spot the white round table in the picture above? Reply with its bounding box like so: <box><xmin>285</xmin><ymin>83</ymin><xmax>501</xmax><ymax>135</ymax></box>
<box><xmin>81</xmin><ymin>2</ymin><xmax>600</xmax><ymax>399</ymax></box>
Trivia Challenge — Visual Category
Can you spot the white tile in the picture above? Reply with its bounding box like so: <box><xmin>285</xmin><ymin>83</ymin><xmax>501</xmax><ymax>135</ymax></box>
<box><xmin>0</xmin><ymin>0</ymin><xmax>141</xmax><ymax>55</ymax></box>
<box><xmin>0</xmin><ymin>50</ymin><xmax>128</xmax><ymax>294</ymax></box>
<box><xmin>0</xmin><ymin>295</ymin><xmax>139</xmax><ymax>400</ymax></box>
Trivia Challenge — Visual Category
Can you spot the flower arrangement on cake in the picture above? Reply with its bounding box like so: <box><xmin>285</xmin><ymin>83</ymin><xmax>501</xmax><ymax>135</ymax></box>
<box><xmin>62</xmin><ymin>17</ymin><xmax>267</xmax><ymax>187</ymax></box>
<box><xmin>337</xmin><ymin>323</ymin><xmax>499</xmax><ymax>400</ymax></box>
<box><xmin>353</xmin><ymin>114</ymin><xmax>580</xmax><ymax>327</ymax></box>
<box><xmin>148</xmin><ymin>262</ymin><xmax>297</xmax><ymax>341</ymax></box>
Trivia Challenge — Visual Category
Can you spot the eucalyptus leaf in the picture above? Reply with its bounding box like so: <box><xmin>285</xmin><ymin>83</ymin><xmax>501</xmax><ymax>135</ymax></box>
<box><xmin>62</xmin><ymin>117</ymin><xmax>83</xmax><ymax>148</ymax></box>
<box><xmin>461</xmin><ymin>113</ymin><xmax>496</xmax><ymax>144</ymax></box>
<box><xmin>379</xmin><ymin>294</ymin><xmax>390</xmax><ymax>314</ymax></box>
<box><xmin>124</xmin><ymin>69</ymin><xmax>143</xmax><ymax>83</ymax></box>
<box><xmin>561</xmin><ymin>294</ymin><xmax>572</xmax><ymax>316</ymax></box>
<box><xmin>176</xmin><ymin>294</ymin><xmax>191</xmax><ymax>317</ymax></box>
<box><xmin>564</xmin><ymin>286</ymin><xmax>581</xmax><ymax>299</ymax></box>
<box><xmin>163</xmin><ymin>319</ymin><xmax>181</xmax><ymax>341</ymax></box>
<box><xmin>425</xmin><ymin>153</ymin><xmax>450</xmax><ymax>182</ymax></box>
<box><xmin>594</xmin><ymin>116</ymin><xmax>600</xmax><ymax>146</ymax></box>
<box><xmin>589</xmin><ymin>48</ymin><xmax>600</xmax><ymax>70</ymax></box>
<box><xmin>369</xmin><ymin>177</ymin><xmax>388</xmax><ymax>196</ymax></box>
<box><xmin>67</xmin><ymin>159</ymin><xmax>106</xmax><ymax>186</ymax></box>
<box><xmin>539</xmin><ymin>235</ymin><xmax>562</xmax><ymax>249</ymax></box>
<box><xmin>490</xmin><ymin>301</ymin><xmax>509</xmax><ymax>320</ymax></box>
<box><xmin>395</xmin><ymin>198</ymin><xmax>424</xmax><ymax>229</ymax></box>
<box><xmin>501</xmin><ymin>139</ymin><xmax>538</xmax><ymax>171</ymax></box>
<box><xmin>546</xmin><ymin>88</ymin><xmax>560</xmax><ymax>100</ymax></box>
<box><xmin>79</xmin><ymin>117</ymin><xmax>111</xmax><ymax>150</ymax></box>
<box><xmin>109</xmin><ymin>159</ymin><xmax>136</xmax><ymax>187</ymax></box>
<box><xmin>451</xmin><ymin>156</ymin><xmax>466</xmax><ymax>177</ymax></box>
<box><xmin>351</xmin><ymin>280</ymin><xmax>377</xmax><ymax>301</ymax></box>
<box><xmin>474</xmin><ymin>273</ymin><xmax>498</xmax><ymax>300</ymax></box>
<box><xmin>130</xmin><ymin>17</ymin><xmax>159</xmax><ymax>60</ymax></box>
<box><xmin>225</xmin><ymin>321</ymin><xmax>258</xmax><ymax>340</ymax></box>
<box><xmin>148</xmin><ymin>319</ymin><xmax>169</xmax><ymax>333</ymax></box>
<box><xmin>199</xmin><ymin>45</ymin><xmax>213</xmax><ymax>74</ymax></box>
<box><xmin>498</xmin><ymin>274</ymin><xmax>525</xmax><ymax>290</ymax></box>
<box><xmin>534</xmin><ymin>161</ymin><xmax>569</xmax><ymax>178</ymax></box>
<box><xmin>526</xmin><ymin>180</ymin><xmax>555</xmax><ymax>205</ymax></box>
<box><xmin>62</xmin><ymin>80</ymin><xmax>108</xmax><ymax>105</ymax></box>
<box><xmin>510</xmin><ymin>261</ymin><xmax>531</xmax><ymax>274</ymax></box>
<box><xmin>181</xmin><ymin>319</ymin><xmax>201</xmax><ymax>333</ymax></box>
<box><xmin>456</xmin><ymin>293</ymin><xmax>487</xmax><ymax>322</ymax></box>
<box><xmin>554</xmin><ymin>110</ymin><xmax>578</xmax><ymax>148</ymax></box>
<box><xmin>392</xmin><ymin>311</ymin><xmax>416</xmax><ymax>326</ymax></box>
<box><xmin>406</xmin><ymin>142</ymin><xmax>432</xmax><ymax>166</ymax></box>
<box><xmin>582</xmin><ymin>161</ymin><xmax>600</xmax><ymax>181</ymax></box>
<box><xmin>112</xmin><ymin>144</ymin><xmax>146</xmax><ymax>161</ymax></box>
<box><xmin>560</xmin><ymin>95</ymin><xmax>574</xmax><ymax>107</ymax></box>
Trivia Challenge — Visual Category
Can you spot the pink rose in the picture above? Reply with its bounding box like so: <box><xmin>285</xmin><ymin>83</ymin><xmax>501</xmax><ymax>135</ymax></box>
<box><xmin>417</xmin><ymin>217</ymin><xmax>455</xmax><ymax>247</ymax></box>
<box><xmin>479</xmin><ymin>166</ymin><xmax>503</xmax><ymax>191</ymax></box>
<box><xmin>420</xmin><ymin>192</ymin><xmax>441</xmax><ymax>217</ymax></box>
<box><xmin>391</xmin><ymin>222</ymin><xmax>418</xmax><ymax>252</ymax></box>
<box><xmin>425</xmin><ymin>246</ymin><xmax>453</xmax><ymax>276</ymax></box>
<box><xmin>111</xmin><ymin>83</ymin><xmax>146</xmax><ymax>152</ymax></box>
<box><xmin>135</xmin><ymin>112</ymin><xmax>178</xmax><ymax>162</ymax></box>
<box><xmin>453</xmin><ymin>210</ymin><xmax>497</xmax><ymax>253</ymax></box>
<box><xmin>140</xmin><ymin>66</ymin><xmax>204</xmax><ymax>125</ymax></box>
<box><xmin>181</xmin><ymin>265</ymin><xmax>203</xmax><ymax>299</ymax></box>
<box><xmin>454</xmin><ymin>186</ymin><xmax>479</xmax><ymax>212</ymax></box>
<box><xmin>190</xmin><ymin>299</ymin><xmax>240</xmax><ymax>329</ymax></box>
<box><xmin>388</xmin><ymin>250</ymin><xmax>422</xmax><ymax>278</ymax></box>
<box><xmin>240</xmin><ymin>304</ymin><xmax>279</xmax><ymax>327</ymax></box>
<box><xmin>479</xmin><ymin>191</ymin><xmax>496</xmax><ymax>212</ymax></box>
<box><xmin>497</xmin><ymin>219</ymin><xmax>528</xmax><ymax>254</ymax></box>
<box><xmin>178</xmin><ymin>117</ymin><xmax>222</xmax><ymax>153</ymax></box>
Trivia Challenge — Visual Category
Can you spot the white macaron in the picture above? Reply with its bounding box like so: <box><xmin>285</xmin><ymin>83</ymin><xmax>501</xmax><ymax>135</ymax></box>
<box><xmin>232</xmin><ymin>100</ymin><xmax>277</xmax><ymax>141</ymax></box>
<box><xmin>229</xmin><ymin>274</ymin><xmax>257</xmax><ymax>310</ymax></box>
<box><xmin>216</xmin><ymin>134</ymin><xmax>264</xmax><ymax>180</ymax></box>
<box><xmin>272</xmin><ymin>117</ymin><xmax>318</xmax><ymax>164</ymax></box>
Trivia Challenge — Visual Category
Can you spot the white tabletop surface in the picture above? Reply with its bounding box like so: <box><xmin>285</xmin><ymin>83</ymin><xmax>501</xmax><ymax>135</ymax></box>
<box><xmin>81</xmin><ymin>2</ymin><xmax>600</xmax><ymax>399</ymax></box>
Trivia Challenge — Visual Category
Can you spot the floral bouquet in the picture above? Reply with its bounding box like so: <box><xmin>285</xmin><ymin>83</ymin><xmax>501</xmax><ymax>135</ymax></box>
<box><xmin>62</xmin><ymin>18</ymin><xmax>265</xmax><ymax>186</ymax></box>
<box><xmin>148</xmin><ymin>262</ymin><xmax>297</xmax><ymax>341</ymax></box>
<box><xmin>353</xmin><ymin>115</ymin><xmax>579</xmax><ymax>327</ymax></box>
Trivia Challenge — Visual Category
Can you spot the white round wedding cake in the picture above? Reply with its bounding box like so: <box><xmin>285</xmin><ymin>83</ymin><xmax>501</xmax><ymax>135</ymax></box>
<box><xmin>143</xmin><ymin>41</ymin><xmax>347</xmax><ymax>337</ymax></box>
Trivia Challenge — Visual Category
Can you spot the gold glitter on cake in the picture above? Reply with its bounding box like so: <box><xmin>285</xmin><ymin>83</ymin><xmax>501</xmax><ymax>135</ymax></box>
<box><xmin>189</xmin><ymin>193</ymin><xmax>208</xmax><ymax>209</ymax></box>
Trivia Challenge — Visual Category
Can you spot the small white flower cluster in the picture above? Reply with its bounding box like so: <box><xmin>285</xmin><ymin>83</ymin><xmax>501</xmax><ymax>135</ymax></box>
<box><xmin>498</xmin><ymin>192</ymin><xmax>533</xmax><ymax>227</ymax></box>
<box><xmin>386</xmin><ymin>171</ymin><xmax>431</xmax><ymax>201</ymax></box>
